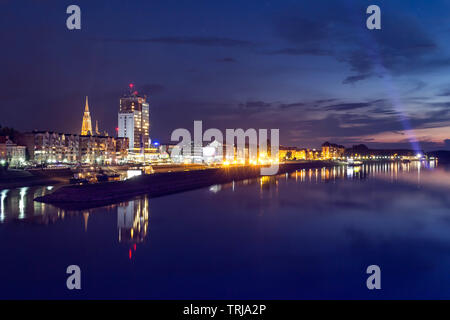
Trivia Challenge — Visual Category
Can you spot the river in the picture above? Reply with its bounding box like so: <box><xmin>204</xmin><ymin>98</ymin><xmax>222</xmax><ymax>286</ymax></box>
<box><xmin>0</xmin><ymin>161</ymin><xmax>449</xmax><ymax>299</ymax></box>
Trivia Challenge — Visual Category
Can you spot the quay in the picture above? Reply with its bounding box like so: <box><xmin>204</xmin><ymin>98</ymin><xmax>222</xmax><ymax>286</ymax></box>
<box><xmin>34</xmin><ymin>161</ymin><xmax>338</xmax><ymax>209</ymax></box>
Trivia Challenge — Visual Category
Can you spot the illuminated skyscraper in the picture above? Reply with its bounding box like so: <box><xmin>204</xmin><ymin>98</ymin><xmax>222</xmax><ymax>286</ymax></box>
<box><xmin>81</xmin><ymin>96</ymin><xmax>93</xmax><ymax>136</ymax></box>
<box><xmin>118</xmin><ymin>86</ymin><xmax>150</xmax><ymax>152</ymax></box>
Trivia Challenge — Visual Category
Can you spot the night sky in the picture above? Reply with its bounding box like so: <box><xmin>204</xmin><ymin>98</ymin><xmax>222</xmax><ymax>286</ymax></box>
<box><xmin>1</xmin><ymin>0</ymin><xmax>449</xmax><ymax>150</ymax></box>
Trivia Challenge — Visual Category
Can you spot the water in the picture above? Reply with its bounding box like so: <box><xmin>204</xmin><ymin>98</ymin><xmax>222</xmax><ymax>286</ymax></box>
<box><xmin>0</xmin><ymin>161</ymin><xmax>449</xmax><ymax>299</ymax></box>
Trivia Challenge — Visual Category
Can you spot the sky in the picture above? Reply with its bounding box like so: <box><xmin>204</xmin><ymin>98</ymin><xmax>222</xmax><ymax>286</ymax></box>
<box><xmin>0</xmin><ymin>0</ymin><xmax>449</xmax><ymax>151</ymax></box>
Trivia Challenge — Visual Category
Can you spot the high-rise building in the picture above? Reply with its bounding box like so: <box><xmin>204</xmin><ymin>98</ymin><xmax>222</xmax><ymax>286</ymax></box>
<box><xmin>118</xmin><ymin>88</ymin><xmax>150</xmax><ymax>152</ymax></box>
<box><xmin>81</xmin><ymin>96</ymin><xmax>93</xmax><ymax>136</ymax></box>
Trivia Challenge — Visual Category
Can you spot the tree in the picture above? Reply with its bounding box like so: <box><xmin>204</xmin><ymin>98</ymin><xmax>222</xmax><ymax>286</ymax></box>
<box><xmin>0</xmin><ymin>125</ymin><xmax>19</xmax><ymax>142</ymax></box>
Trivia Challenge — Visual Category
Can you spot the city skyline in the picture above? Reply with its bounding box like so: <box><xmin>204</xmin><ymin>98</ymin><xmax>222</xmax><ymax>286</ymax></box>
<box><xmin>1</xmin><ymin>0</ymin><xmax>450</xmax><ymax>152</ymax></box>
<box><xmin>5</xmin><ymin>86</ymin><xmax>447</xmax><ymax>153</ymax></box>
<box><xmin>2</xmin><ymin>1</ymin><xmax>450</xmax><ymax>305</ymax></box>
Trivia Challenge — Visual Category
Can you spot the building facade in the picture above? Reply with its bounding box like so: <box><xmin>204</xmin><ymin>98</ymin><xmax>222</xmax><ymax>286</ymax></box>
<box><xmin>18</xmin><ymin>131</ymin><xmax>79</xmax><ymax>163</ymax></box>
<box><xmin>79</xmin><ymin>135</ymin><xmax>117</xmax><ymax>164</ymax></box>
<box><xmin>0</xmin><ymin>137</ymin><xmax>26</xmax><ymax>166</ymax></box>
<box><xmin>115</xmin><ymin>137</ymin><xmax>129</xmax><ymax>163</ymax></box>
<box><xmin>0</xmin><ymin>138</ymin><xmax>6</xmax><ymax>161</ymax></box>
<box><xmin>321</xmin><ymin>142</ymin><xmax>345</xmax><ymax>159</ymax></box>
<box><xmin>18</xmin><ymin>131</ymin><xmax>128</xmax><ymax>164</ymax></box>
<box><xmin>278</xmin><ymin>147</ymin><xmax>308</xmax><ymax>161</ymax></box>
<box><xmin>118</xmin><ymin>93</ymin><xmax>150</xmax><ymax>153</ymax></box>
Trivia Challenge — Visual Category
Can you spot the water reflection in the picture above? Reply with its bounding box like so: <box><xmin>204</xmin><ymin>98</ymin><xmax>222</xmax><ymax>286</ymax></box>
<box><xmin>209</xmin><ymin>160</ymin><xmax>442</xmax><ymax>194</ymax></box>
<box><xmin>0</xmin><ymin>161</ymin><xmax>441</xmax><ymax>225</ymax></box>
<box><xmin>0</xmin><ymin>160</ymin><xmax>449</xmax><ymax>299</ymax></box>
<box><xmin>117</xmin><ymin>197</ymin><xmax>149</xmax><ymax>259</ymax></box>
<box><xmin>0</xmin><ymin>189</ymin><xmax>8</xmax><ymax>222</ymax></box>
<box><xmin>0</xmin><ymin>188</ymin><xmax>151</xmax><ymax>257</ymax></box>
<box><xmin>0</xmin><ymin>185</ymin><xmax>151</xmax><ymax>260</ymax></box>
<box><xmin>0</xmin><ymin>161</ymin><xmax>443</xmax><ymax>233</ymax></box>
<box><xmin>0</xmin><ymin>186</ymin><xmax>55</xmax><ymax>222</ymax></box>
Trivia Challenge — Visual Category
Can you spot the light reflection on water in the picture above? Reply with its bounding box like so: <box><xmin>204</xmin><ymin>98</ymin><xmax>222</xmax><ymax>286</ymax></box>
<box><xmin>0</xmin><ymin>185</ymin><xmax>55</xmax><ymax>223</ymax></box>
<box><xmin>0</xmin><ymin>161</ymin><xmax>444</xmax><ymax>254</ymax></box>
<box><xmin>0</xmin><ymin>160</ymin><xmax>449</xmax><ymax>299</ymax></box>
<box><xmin>0</xmin><ymin>161</ymin><xmax>442</xmax><ymax>225</ymax></box>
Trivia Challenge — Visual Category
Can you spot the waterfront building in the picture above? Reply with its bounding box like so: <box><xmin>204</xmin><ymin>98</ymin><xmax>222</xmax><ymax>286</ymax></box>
<box><xmin>18</xmin><ymin>131</ymin><xmax>79</xmax><ymax>164</ymax></box>
<box><xmin>0</xmin><ymin>137</ymin><xmax>6</xmax><ymax>160</ymax></box>
<box><xmin>279</xmin><ymin>146</ymin><xmax>297</xmax><ymax>161</ymax></box>
<box><xmin>202</xmin><ymin>140</ymin><xmax>223</xmax><ymax>164</ymax></box>
<box><xmin>278</xmin><ymin>147</ymin><xmax>308</xmax><ymax>161</ymax></box>
<box><xmin>321</xmin><ymin>142</ymin><xmax>345</xmax><ymax>159</ymax></box>
<box><xmin>61</xmin><ymin>133</ymin><xmax>80</xmax><ymax>163</ymax></box>
<box><xmin>18</xmin><ymin>131</ymin><xmax>128</xmax><ymax>165</ymax></box>
<box><xmin>115</xmin><ymin>137</ymin><xmax>129</xmax><ymax>163</ymax></box>
<box><xmin>158</xmin><ymin>143</ymin><xmax>178</xmax><ymax>161</ymax></box>
<box><xmin>170</xmin><ymin>140</ymin><xmax>280</xmax><ymax>165</ymax></box>
<box><xmin>293</xmin><ymin>148</ymin><xmax>306</xmax><ymax>160</ymax></box>
<box><xmin>307</xmin><ymin>149</ymin><xmax>321</xmax><ymax>160</ymax></box>
<box><xmin>78</xmin><ymin>135</ymin><xmax>129</xmax><ymax>164</ymax></box>
<box><xmin>79</xmin><ymin>135</ymin><xmax>117</xmax><ymax>164</ymax></box>
<box><xmin>118</xmin><ymin>90</ymin><xmax>150</xmax><ymax>153</ymax></box>
<box><xmin>0</xmin><ymin>136</ymin><xmax>26</xmax><ymax>166</ymax></box>
<box><xmin>344</xmin><ymin>144</ymin><xmax>423</xmax><ymax>160</ymax></box>
<box><xmin>81</xmin><ymin>96</ymin><xmax>93</xmax><ymax>136</ymax></box>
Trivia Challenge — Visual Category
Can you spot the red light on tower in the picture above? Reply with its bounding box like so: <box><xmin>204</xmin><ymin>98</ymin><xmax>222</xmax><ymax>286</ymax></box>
<box><xmin>115</xmin><ymin>127</ymin><xmax>119</xmax><ymax>132</ymax></box>
<box><xmin>129</xmin><ymin>83</ymin><xmax>134</xmax><ymax>89</ymax></box>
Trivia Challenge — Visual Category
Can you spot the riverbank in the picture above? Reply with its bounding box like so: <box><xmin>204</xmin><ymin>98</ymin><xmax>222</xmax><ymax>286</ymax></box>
<box><xmin>0</xmin><ymin>169</ymin><xmax>71</xmax><ymax>189</ymax></box>
<box><xmin>35</xmin><ymin>161</ymin><xmax>339</xmax><ymax>209</ymax></box>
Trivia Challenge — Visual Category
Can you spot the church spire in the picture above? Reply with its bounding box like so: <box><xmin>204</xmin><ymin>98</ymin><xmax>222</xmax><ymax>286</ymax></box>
<box><xmin>81</xmin><ymin>96</ymin><xmax>93</xmax><ymax>136</ymax></box>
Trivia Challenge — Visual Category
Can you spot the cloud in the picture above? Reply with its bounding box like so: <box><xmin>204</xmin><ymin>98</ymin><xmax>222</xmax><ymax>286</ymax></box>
<box><xmin>322</xmin><ymin>102</ymin><xmax>372</xmax><ymax>111</ymax></box>
<box><xmin>149</xmin><ymin>94</ymin><xmax>450</xmax><ymax>150</ymax></box>
<box><xmin>437</xmin><ymin>89</ymin><xmax>450</xmax><ymax>97</ymax></box>
<box><xmin>265</xmin><ymin>47</ymin><xmax>331</xmax><ymax>56</ymax></box>
<box><xmin>445</xmin><ymin>139</ymin><xmax>450</xmax><ymax>149</ymax></box>
<box><xmin>278</xmin><ymin>102</ymin><xmax>306</xmax><ymax>109</ymax></box>
<box><xmin>408</xmin><ymin>80</ymin><xmax>427</xmax><ymax>93</ymax></box>
<box><xmin>314</xmin><ymin>99</ymin><xmax>337</xmax><ymax>104</ymax></box>
<box><xmin>342</xmin><ymin>74</ymin><xmax>373</xmax><ymax>84</ymax></box>
<box><xmin>98</xmin><ymin>36</ymin><xmax>256</xmax><ymax>48</ymax></box>
<box><xmin>273</xmin><ymin>2</ymin><xmax>445</xmax><ymax>83</ymax></box>
<box><xmin>239</xmin><ymin>101</ymin><xmax>272</xmax><ymax>109</ymax></box>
